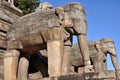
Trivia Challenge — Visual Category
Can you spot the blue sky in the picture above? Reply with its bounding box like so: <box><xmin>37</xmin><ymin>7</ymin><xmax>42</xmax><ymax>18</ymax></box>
<box><xmin>39</xmin><ymin>0</ymin><xmax>120</xmax><ymax>70</ymax></box>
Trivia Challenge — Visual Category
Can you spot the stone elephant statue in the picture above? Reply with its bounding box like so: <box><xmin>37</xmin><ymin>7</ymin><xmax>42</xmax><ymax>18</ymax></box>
<box><xmin>71</xmin><ymin>38</ymin><xmax>119</xmax><ymax>75</ymax></box>
<box><xmin>4</xmin><ymin>2</ymin><xmax>91</xmax><ymax>80</ymax></box>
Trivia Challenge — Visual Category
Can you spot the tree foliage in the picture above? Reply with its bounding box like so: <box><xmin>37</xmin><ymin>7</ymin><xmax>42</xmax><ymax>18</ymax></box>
<box><xmin>14</xmin><ymin>0</ymin><xmax>40</xmax><ymax>15</ymax></box>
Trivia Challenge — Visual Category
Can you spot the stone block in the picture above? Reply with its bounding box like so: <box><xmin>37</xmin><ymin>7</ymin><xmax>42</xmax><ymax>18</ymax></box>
<box><xmin>0</xmin><ymin>39</ymin><xmax>7</xmax><ymax>49</ymax></box>
<box><xmin>0</xmin><ymin>32</ymin><xmax>7</xmax><ymax>40</ymax></box>
<box><xmin>47</xmin><ymin>40</ymin><xmax>63</xmax><ymax>77</ymax></box>
<box><xmin>97</xmin><ymin>70</ymin><xmax>116</xmax><ymax>79</ymax></box>
<box><xmin>28</xmin><ymin>72</ymin><xmax>43</xmax><ymax>80</ymax></box>
<box><xmin>0</xmin><ymin>22</ymin><xmax>9</xmax><ymax>32</ymax></box>
<box><xmin>4</xmin><ymin>50</ymin><xmax>20</xmax><ymax>80</ymax></box>
<box><xmin>0</xmin><ymin>74</ymin><xmax>4</xmax><ymax>80</ymax></box>
<box><xmin>29</xmin><ymin>70</ymin><xmax>117</xmax><ymax>80</ymax></box>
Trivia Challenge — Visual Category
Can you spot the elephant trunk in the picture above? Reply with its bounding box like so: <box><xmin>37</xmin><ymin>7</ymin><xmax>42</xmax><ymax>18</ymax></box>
<box><xmin>108</xmin><ymin>47</ymin><xmax>119</xmax><ymax>71</ymax></box>
<box><xmin>71</xmin><ymin>35</ymin><xmax>91</xmax><ymax>67</ymax></box>
<box><xmin>108</xmin><ymin>46</ymin><xmax>120</xmax><ymax>79</ymax></box>
<box><xmin>77</xmin><ymin>35</ymin><xmax>91</xmax><ymax>66</ymax></box>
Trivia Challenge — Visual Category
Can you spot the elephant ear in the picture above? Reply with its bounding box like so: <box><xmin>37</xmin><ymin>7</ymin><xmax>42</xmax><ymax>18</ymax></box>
<box><xmin>95</xmin><ymin>41</ymin><xmax>101</xmax><ymax>51</ymax></box>
<box><xmin>55</xmin><ymin>7</ymin><xmax>65</xmax><ymax>20</ymax></box>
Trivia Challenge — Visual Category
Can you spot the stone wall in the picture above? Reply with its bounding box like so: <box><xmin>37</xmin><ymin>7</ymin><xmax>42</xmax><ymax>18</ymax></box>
<box><xmin>0</xmin><ymin>1</ymin><xmax>22</xmax><ymax>79</ymax></box>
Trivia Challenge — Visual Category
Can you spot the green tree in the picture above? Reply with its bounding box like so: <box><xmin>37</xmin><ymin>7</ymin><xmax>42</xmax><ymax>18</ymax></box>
<box><xmin>14</xmin><ymin>0</ymin><xmax>40</xmax><ymax>15</ymax></box>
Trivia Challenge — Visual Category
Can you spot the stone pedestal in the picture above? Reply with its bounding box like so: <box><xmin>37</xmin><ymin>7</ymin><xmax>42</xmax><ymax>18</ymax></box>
<box><xmin>28</xmin><ymin>70</ymin><xmax>119</xmax><ymax>80</ymax></box>
<box><xmin>4</xmin><ymin>50</ymin><xmax>20</xmax><ymax>80</ymax></box>
<box><xmin>62</xmin><ymin>45</ymin><xmax>71</xmax><ymax>75</ymax></box>
<box><xmin>47</xmin><ymin>40</ymin><xmax>63</xmax><ymax>77</ymax></box>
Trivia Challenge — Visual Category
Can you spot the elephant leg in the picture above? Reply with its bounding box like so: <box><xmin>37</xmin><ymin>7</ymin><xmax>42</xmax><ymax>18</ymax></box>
<box><xmin>94</xmin><ymin>62</ymin><xmax>103</xmax><ymax>72</ymax></box>
<box><xmin>47</xmin><ymin>40</ymin><xmax>63</xmax><ymax>77</ymax></box>
<box><xmin>17</xmin><ymin>57</ymin><xmax>29</xmax><ymax>80</ymax></box>
<box><xmin>4</xmin><ymin>49</ymin><xmax>20</xmax><ymax>80</ymax></box>
<box><xmin>62</xmin><ymin>45</ymin><xmax>71</xmax><ymax>75</ymax></box>
<box><xmin>77</xmin><ymin>35</ymin><xmax>92</xmax><ymax>72</ymax></box>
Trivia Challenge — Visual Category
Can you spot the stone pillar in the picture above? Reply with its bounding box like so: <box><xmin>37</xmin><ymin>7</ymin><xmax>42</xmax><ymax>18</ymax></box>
<box><xmin>17</xmin><ymin>57</ymin><xmax>29</xmax><ymax>80</ymax></box>
<box><xmin>4</xmin><ymin>50</ymin><xmax>20</xmax><ymax>80</ymax></box>
<box><xmin>62</xmin><ymin>45</ymin><xmax>71</xmax><ymax>75</ymax></box>
<box><xmin>47</xmin><ymin>40</ymin><xmax>63</xmax><ymax>77</ymax></box>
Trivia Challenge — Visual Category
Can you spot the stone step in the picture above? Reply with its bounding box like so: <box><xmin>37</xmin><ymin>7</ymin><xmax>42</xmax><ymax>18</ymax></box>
<box><xmin>0</xmin><ymin>39</ymin><xmax>7</xmax><ymax>49</ymax></box>
<box><xmin>0</xmin><ymin>20</ymin><xmax>10</xmax><ymax>32</ymax></box>
<box><xmin>0</xmin><ymin>32</ymin><xmax>7</xmax><ymax>40</ymax></box>
<box><xmin>0</xmin><ymin>31</ymin><xmax>7</xmax><ymax>49</ymax></box>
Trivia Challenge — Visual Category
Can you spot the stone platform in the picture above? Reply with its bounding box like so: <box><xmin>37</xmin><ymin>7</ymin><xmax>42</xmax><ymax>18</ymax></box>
<box><xmin>28</xmin><ymin>70</ymin><xmax>120</xmax><ymax>80</ymax></box>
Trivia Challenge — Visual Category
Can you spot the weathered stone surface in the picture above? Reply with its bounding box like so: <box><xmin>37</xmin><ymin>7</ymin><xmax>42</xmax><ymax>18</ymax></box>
<box><xmin>47</xmin><ymin>40</ymin><xmax>63</xmax><ymax>77</ymax></box>
<box><xmin>17</xmin><ymin>57</ymin><xmax>29</xmax><ymax>80</ymax></box>
<box><xmin>0</xmin><ymin>0</ymin><xmax>25</xmax><ymax>80</ymax></box>
<box><xmin>29</xmin><ymin>70</ymin><xmax>118</xmax><ymax>80</ymax></box>
<box><xmin>0</xmin><ymin>40</ymin><xmax>7</xmax><ymax>48</ymax></box>
<box><xmin>1</xmin><ymin>1</ymin><xmax>119</xmax><ymax>80</ymax></box>
<box><xmin>28</xmin><ymin>72</ymin><xmax>43</xmax><ymax>80</ymax></box>
<box><xmin>4</xmin><ymin>50</ymin><xmax>20</xmax><ymax>80</ymax></box>
<box><xmin>7</xmin><ymin>9</ymin><xmax>59</xmax><ymax>41</ymax></box>
<box><xmin>0</xmin><ymin>74</ymin><xmax>4</xmax><ymax>80</ymax></box>
<box><xmin>97</xmin><ymin>70</ymin><xmax>116</xmax><ymax>79</ymax></box>
<box><xmin>2</xmin><ymin>0</ymin><xmax>22</xmax><ymax>18</ymax></box>
<box><xmin>0</xmin><ymin>65</ymin><xmax>3</xmax><ymax>73</ymax></box>
<box><xmin>0</xmin><ymin>21</ymin><xmax>10</xmax><ymax>32</ymax></box>
<box><xmin>62</xmin><ymin>45</ymin><xmax>72</xmax><ymax>75</ymax></box>
<box><xmin>71</xmin><ymin>38</ymin><xmax>119</xmax><ymax>72</ymax></box>
<box><xmin>0</xmin><ymin>32</ymin><xmax>7</xmax><ymax>39</ymax></box>
<box><xmin>0</xmin><ymin>10</ymin><xmax>13</xmax><ymax>23</ymax></box>
<box><xmin>0</xmin><ymin>50</ymin><xmax>4</xmax><ymax>79</ymax></box>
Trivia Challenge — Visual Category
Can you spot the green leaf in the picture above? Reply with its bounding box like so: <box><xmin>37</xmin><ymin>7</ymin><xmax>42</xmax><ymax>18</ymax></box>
<box><xmin>14</xmin><ymin>0</ymin><xmax>40</xmax><ymax>15</ymax></box>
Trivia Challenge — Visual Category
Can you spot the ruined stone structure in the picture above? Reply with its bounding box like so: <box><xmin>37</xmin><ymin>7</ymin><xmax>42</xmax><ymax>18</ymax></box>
<box><xmin>0</xmin><ymin>0</ymin><xmax>22</xmax><ymax>79</ymax></box>
<box><xmin>0</xmin><ymin>1</ymin><xmax>120</xmax><ymax>80</ymax></box>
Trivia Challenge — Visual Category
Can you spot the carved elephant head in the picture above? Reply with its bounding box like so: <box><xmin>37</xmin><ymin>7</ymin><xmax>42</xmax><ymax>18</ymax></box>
<box><xmin>55</xmin><ymin>2</ymin><xmax>87</xmax><ymax>35</ymax></box>
<box><xmin>96</xmin><ymin>38</ymin><xmax>117</xmax><ymax>56</ymax></box>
